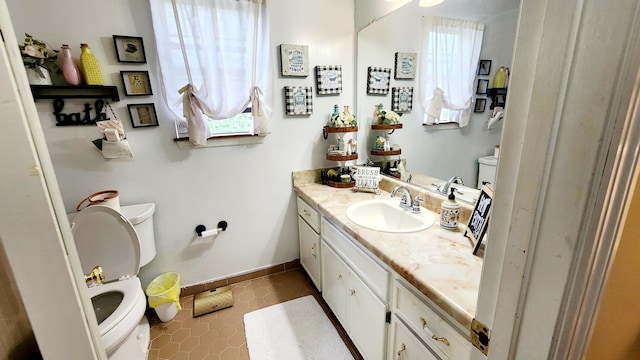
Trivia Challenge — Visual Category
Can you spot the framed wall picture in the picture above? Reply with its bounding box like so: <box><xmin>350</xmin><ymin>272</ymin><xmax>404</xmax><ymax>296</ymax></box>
<box><xmin>478</xmin><ymin>59</ymin><xmax>492</xmax><ymax>76</ymax></box>
<box><xmin>476</xmin><ymin>79</ymin><xmax>489</xmax><ymax>95</ymax></box>
<box><xmin>391</xmin><ymin>87</ymin><xmax>413</xmax><ymax>112</ymax></box>
<box><xmin>394</xmin><ymin>52</ymin><xmax>417</xmax><ymax>79</ymax></box>
<box><xmin>127</xmin><ymin>103</ymin><xmax>158</xmax><ymax>128</ymax></box>
<box><xmin>474</xmin><ymin>98</ymin><xmax>487</xmax><ymax>113</ymax></box>
<box><xmin>315</xmin><ymin>65</ymin><xmax>342</xmax><ymax>95</ymax></box>
<box><xmin>283</xmin><ymin>86</ymin><xmax>313</xmax><ymax>115</ymax></box>
<box><xmin>279</xmin><ymin>44</ymin><xmax>309</xmax><ymax>77</ymax></box>
<box><xmin>464</xmin><ymin>184</ymin><xmax>494</xmax><ymax>255</ymax></box>
<box><xmin>367</xmin><ymin>67</ymin><xmax>391</xmax><ymax>95</ymax></box>
<box><xmin>112</xmin><ymin>35</ymin><xmax>147</xmax><ymax>63</ymax></box>
<box><xmin>121</xmin><ymin>71</ymin><xmax>152</xmax><ymax>96</ymax></box>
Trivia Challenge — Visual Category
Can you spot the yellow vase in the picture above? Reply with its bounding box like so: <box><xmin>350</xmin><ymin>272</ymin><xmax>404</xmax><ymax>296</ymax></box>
<box><xmin>493</xmin><ymin>66</ymin><xmax>506</xmax><ymax>89</ymax></box>
<box><xmin>79</xmin><ymin>43</ymin><xmax>104</xmax><ymax>85</ymax></box>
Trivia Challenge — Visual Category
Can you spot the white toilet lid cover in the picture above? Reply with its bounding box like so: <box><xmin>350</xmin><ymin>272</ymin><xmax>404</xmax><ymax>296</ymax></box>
<box><xmin>72</xmin><ymin>205</ymin><xmax>140</xmax><ymax>282</ymax></box>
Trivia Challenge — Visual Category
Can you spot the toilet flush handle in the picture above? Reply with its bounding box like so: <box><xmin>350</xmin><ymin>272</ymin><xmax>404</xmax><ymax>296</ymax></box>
<box><xmin>84</xmin><ymin>266</ymin><xmax>105</xmax><ymax>286</ymax></box>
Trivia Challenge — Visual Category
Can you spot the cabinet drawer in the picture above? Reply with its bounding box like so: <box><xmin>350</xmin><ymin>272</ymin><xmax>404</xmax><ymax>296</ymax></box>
<box><xmin>297</xmin><ymin>197</ymin><xmax>320</xmax><ymax>232</ymax></box>
<box><xmin>393</xmin><ymin>281</ymin><xmax>470</xmax><ymax>360</ymax></box>
<box><xmin>389</xmin><ymin>316</ymin><xmax>439</xmax><ymax>360</ymax></box>
<box><xmin>322</xmin><ymin>218</ymin><xmax>389</xmax><ymax>300</ymax></box>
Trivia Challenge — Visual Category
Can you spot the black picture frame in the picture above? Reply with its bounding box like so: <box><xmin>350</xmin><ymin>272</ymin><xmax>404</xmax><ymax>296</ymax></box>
<box><xmin>474</xmin><ymin>98</ymin><xmax>487</xmax><ymax>113</ymax></box>
<box><xmin>478</xmin><ymin>59</ymin><xmax>491</xmax><ymax>76</ymax></box>
<box><xmin>112</xmin><ymin>35</ymin><xmax>147</xmax><ymax>63</ymax></box>
<box><xmin>476</xmin><ymin>79</ymin><xmax>489</xmax><ymax>95</ymax></box>
<box><xmin>127</xmin><ymin>103</ymin><xmax>158</xmax><ymax>128</ymax></box>
<box><xmin>391</xmin><ymin>87</ymin><xmax>414</xmax><ymax>112</ymax></box>
<box><xmin>120</xmin><ymin>71</ymin><xmax>153</xmax><ymax>96</ymax></box>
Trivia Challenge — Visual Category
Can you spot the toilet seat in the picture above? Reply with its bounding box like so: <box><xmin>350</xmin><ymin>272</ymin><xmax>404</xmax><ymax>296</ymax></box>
<box><xmin>71</xmin><ymin>205</ymin><xmax>146</xmax><ymax>355</ymax></box>
<box><xmin>88</xmin><ymin>278</ymin><xmax>147</xmax><ymax>354</ymax></box>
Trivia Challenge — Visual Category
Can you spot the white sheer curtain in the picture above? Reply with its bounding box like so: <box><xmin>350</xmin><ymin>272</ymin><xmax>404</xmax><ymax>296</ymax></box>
<box><xmin>149</xmin><ymin>0</ymin><xmax>271</xmax><ymax>145</ymax></box>
<box><xmin>419</xmin><ymin>16</ymin><xmax>484</xmax><ymax>127</ymax></box>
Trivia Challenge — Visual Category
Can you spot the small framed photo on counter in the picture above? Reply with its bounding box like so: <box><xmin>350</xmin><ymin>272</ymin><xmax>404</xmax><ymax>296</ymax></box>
<box><xmin>128</xmin><ymin>103</ymin><xmax>158</xmax><ymax>128</ymax></box>
<box><xmin>121</xmin><ymin>71</ymin><xmax>153</xmax><ymax>96</ymax></box>
<box><xmin>113</xmin><ymin>35</ymin><xmax>147</xmax><ymax>63</ymax></box>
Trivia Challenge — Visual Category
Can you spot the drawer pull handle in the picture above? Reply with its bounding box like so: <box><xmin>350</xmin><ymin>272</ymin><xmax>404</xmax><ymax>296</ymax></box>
<box><xmin>349</xmin><ymin>289</ymin><xmax>356</xmax><ymax>296</ymax></box>
<box><xmin>397</xmin><ymin>343</ymin><xmax>406</xmax><ymax>357</ymax></box>
<box><xmin>311</xmin><ymin>243</ymin><xmax>317</xmax><ymax>258</ymax></box>
<box><xmin>420</xmin><ymin>317</ymin><xmax>427</xmax><ymax>328</ymax></box>
<box><xmin>303</xmin><ymin>209</ymin><xmax>311</xmax><ymax>216</ymax></box>
<box><xmin>432</xmin><ymin>335</ymin><xmax>450</xmax><ymax>346</ymax></box>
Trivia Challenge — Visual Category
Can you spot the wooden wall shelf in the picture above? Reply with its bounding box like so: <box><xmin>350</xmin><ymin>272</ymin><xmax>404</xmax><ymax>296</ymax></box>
<box><xmin>30</xmin><ymin>85</ymin><xmax>120</xmax><ymax>102</ymax></box>
<box><xmin>326</xmin><ymin>154</ymin><xmax>358</xmax><ymax>162</ymax></box>
<box><xmin>325</xmin><ymin>126</ymin><xmax>358</xmax><ymax>133</ymax></box>
<box><xmin>371</xmin><ymin>124</ymin><xmax>403</xmax><ymax>130</ymax></box>
<box><xmin>370</xmin><ymin>149</ymin><xmax>401</xmax><ymax>156</ymax></box>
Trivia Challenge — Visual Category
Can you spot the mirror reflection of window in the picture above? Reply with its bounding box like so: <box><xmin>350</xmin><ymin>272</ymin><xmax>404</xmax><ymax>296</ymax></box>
<box><xmin>420</xmin><ymin>17</ymin><xmax>485</xmax><ymax>127</ymax></box>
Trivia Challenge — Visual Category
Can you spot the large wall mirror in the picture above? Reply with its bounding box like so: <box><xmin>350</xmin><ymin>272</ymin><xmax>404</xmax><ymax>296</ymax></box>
<box><xmin>355</xmin><ymin>0</ymin><xmax>520</xmax><ymax>199</ymax></box>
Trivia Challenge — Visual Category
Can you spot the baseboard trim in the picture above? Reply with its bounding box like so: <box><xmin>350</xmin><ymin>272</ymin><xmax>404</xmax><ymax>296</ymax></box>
<box><xmin>179</xmin><ymin>259</ymin><xmax>301</xmax><ymax>297</ymax></box>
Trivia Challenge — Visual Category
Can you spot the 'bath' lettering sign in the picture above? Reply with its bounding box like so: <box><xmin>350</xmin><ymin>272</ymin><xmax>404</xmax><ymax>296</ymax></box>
<box><xmin>464</xmin><ymin>184</ymin><xmax>494</xmax><ymax>255</ymax></box>
<box><xmin>53</xmin><ymin>99</ymin><xmax>109</xmax><ymax>126</ymax></box>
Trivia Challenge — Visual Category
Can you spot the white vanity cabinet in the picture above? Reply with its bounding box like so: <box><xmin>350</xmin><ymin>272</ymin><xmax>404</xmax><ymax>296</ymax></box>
<box><xmin>296</xmin><ymin>197</ymin><xmax>321</xmax><ymax>290</ymax></box>
<box><xmin>321</xmin><ymin>218</ymin><xmax>389</xmax><ymax>360</ymax></box>
<box><xmin>391</xmin><ymin>280</ymin><xmax>471</xmax><ymax>360</ymax></box>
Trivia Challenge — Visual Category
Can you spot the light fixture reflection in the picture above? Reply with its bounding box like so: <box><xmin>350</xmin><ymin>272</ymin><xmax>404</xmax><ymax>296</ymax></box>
<box><xmin>419</xmin><ymin>0</ymin><xmax>444</xmax><ymax>7</ymax></box>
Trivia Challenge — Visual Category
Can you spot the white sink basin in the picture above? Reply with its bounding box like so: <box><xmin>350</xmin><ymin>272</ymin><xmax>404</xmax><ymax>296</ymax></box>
<box><xmin>430</xmin><ymin>183</ymin><xmax>481</xmax><ymax>205</ymax></box>
<box><xmin>346</xmin><ymin>199</ymin><xmax>435</xmax><ymax>233</ymax></box>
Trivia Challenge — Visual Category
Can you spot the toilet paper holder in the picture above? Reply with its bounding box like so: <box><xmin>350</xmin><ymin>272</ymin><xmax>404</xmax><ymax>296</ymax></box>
<box><xmin>195</xmin><ymin>221</ymin><xmax>228</xmax><ymax>237</ymax></box>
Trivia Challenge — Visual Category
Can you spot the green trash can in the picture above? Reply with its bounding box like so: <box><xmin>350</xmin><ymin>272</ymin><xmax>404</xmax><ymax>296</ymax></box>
<box><xmin>145</xmin><ymin>272</ymin><xmax>181</xmax><ymax>322</ymax></box>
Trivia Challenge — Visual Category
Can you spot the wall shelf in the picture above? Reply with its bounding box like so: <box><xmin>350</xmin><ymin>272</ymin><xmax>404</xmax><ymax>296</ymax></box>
<box><xmin>30</xmin><ymin>85</ymin><xmax>120</xmax><ymax>102</ymax></box>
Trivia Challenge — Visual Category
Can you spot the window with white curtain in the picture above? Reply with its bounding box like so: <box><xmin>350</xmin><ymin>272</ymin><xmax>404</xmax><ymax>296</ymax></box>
<box><xmin>149</xmin><ymin>0</ymin><xmax>271</xmax><ymax>146</ymax></box>
<box><xmin>418</xmin><ymin>16</ymin><xmax>484</xmax><ymax>127</ymax></box>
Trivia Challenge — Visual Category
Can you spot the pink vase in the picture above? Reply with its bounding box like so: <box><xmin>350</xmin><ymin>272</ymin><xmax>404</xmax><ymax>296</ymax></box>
<box><xmin>61</xmin><ymin>44</ymin><xmax>82</xmax><ymax>85</ymax></box>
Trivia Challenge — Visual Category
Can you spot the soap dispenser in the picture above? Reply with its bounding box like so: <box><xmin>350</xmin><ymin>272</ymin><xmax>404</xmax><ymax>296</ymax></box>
<box><xmin>440</xmin><ymin>188</ymin><xmax>461</xmax><ymax>230</ymax></box>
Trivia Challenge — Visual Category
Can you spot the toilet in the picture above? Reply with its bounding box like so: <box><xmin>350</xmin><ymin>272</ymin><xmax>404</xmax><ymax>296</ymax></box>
<box><xmin>71</xmin><ymin>203</ymin><xmax>156</xmax><ymax>360</ymax></box>
<box><xmin>477</xmin><ymin>155</ymin><xmax>498</xmax><ymax>188</ymax></box>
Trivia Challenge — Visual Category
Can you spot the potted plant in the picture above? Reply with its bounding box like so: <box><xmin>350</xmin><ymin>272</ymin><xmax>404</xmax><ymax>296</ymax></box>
<box><xmin>19</xmin><ymin>33</ymin><xmax>59</xmax><ymax>85</ymax></box>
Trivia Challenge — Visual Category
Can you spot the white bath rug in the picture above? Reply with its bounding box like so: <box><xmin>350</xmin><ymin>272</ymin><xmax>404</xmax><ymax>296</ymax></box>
<box><xmin>243</xmin><ymin>295</ymin><xmax>354</xmax><ymax>360</ymax></box>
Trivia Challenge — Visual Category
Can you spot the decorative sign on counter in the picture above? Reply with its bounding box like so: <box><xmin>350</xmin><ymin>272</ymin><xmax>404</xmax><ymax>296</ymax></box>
<box><xmin>465</xmin><ymin>184</ymin><xmax>494</xmax><ymax>255</ymax></box>
<box><xmin>352</xmin><ymin>166</ymin><xmax>381</xmax><ymax>194</ymax></box>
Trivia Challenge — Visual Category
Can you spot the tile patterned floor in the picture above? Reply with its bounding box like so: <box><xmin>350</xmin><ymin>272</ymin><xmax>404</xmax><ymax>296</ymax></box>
<box><xmin>147</xmin><ymin>269</ymin><xmax>362</xmax><ymax>360</ymax></box>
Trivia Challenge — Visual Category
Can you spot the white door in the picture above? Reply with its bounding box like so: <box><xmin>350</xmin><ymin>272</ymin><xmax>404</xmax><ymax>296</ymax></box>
<box><xmin>0</xmin><ymin>1</ymin><xmax>104</xmax><ymax>358</ymax></box>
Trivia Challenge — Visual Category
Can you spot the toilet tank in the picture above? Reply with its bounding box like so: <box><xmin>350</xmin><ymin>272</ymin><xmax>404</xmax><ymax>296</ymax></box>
<box><xmin>477</xmin><ymin>155</ymin><xmax>498</xmax><ymax>188</ymax></box>
<box><xmin>120</xmin><ymin>203</ymin><xmax>156</xmax><ymax>267</ymax></box>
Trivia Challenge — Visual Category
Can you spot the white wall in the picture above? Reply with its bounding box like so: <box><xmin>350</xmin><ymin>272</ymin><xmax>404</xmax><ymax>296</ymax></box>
<box><xmin>357</xmin><ymin>0</ymin><xmax>519</xmax><ymax>186</ymax></box>
<box><xmin>6</xmin><ymin>0</ymin><xmax>354</xmax><ymax>288</ymax></box>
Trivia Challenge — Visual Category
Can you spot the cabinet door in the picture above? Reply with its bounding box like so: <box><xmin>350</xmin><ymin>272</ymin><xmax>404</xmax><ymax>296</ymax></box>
<box><xmin>321</xmin><ymin>241</ymin><xmax>349</xmax><ymax>326</ymax></box>
<box><xmin>389</xmin><ymin>316</ymin><xmax>439</xmax><ymax>360</ymax></box>
<box><xmin>298</xmin><ymin>216</ymin><xmax>321</xmax><ymax>290</ymax></box>
<box><xmin>348</xmin><ymin>270</ymin><xmax>387</xmax><ymax>360</ymax></box>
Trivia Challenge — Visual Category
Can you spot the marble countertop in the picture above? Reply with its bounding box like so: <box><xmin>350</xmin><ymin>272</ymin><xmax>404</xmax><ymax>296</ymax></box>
<box><xmin>293</xmin><ymin>181</ymin><xmax>483</xmax><ymax>331</ymax></box>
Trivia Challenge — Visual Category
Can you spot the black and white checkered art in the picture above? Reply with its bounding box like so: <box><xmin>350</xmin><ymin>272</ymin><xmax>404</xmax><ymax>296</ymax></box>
<box><xmin>367</xmin><ymin>67</ymin><xmax>391</xmax><ymax>95</ymax></box>
<box><xmin>284</xmin><ymin>86</ymin><xmax>313</xmax><ymax>116</ymax></box>
<box><xmin>315</xmin><ymin>65</ymin><xmax>342</xmax><ymax>95</ymax></box>
<box><xmin>391</xmin><ymin>87</ymin><xmax>413</xmax><ymax>112</ymax></box>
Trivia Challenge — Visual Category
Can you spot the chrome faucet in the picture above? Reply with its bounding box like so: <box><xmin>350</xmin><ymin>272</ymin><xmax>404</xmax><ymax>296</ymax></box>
<box><xmin>441</xmin><ymin>176</ymin><xmax>464</xmax><ymax>196</ymax></box>
<box><xmin>390</xmin><ymin>185</ymin><xmax>422</xmax><ymax>214</ymax></box>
